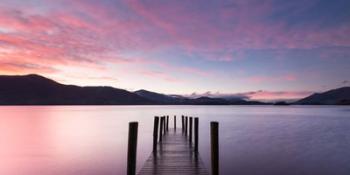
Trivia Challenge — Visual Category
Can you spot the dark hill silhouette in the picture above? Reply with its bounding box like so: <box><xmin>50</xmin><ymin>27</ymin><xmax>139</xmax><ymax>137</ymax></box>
<box><xmin>5</xmin><ymin>74</ymin><xmax>348</xmax><ymax>105</ymax></box>
<box><xmin>0</xmin><ymin>74</ymin><xmax>153</xmax><ymax>105</ymax></box>
<box><xmin>189</xmin><ymin>96</ymin><xmax>268</xmax><ymax>105</ymax></box>
<box><xmin>273</xmin><ymin>101</ymin><xmax>290</xmax><ymax>105</ymax></box>
<box><xmin>134</xmin><ymin>89</ymin><xmax>268</xmax><ymax>105</ymax></box>
<box><xmin>190</xmin><ymin>97</ymin><xmax>230</xmax><ymax>105</ymax></box>
<box><xmin>295</xmin><ymin>87</ymin><xmax>350</xmax><ymax>105</ymax></box>
<box><xmin>135</xmin><ymin>89</ymin><xmax>182</xmax><ymax>104</ymax></box>
<box><xmin>0</xmin><ymin>74</ymin><xmax>271</xmax><ymax>105</ymax></box>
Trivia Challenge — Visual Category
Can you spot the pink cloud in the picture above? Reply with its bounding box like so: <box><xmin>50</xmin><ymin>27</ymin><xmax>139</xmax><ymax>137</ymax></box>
<box><xmin>0</xmin><ymin>0</ymin><xmax>349</xmax><ymax>93</ymax></box>
<box><xmin>124</xmin><ymin>0</ymin><xmax>350</xmax><ymax>62</ymax></box>
<box><xmin>0</xmin><ymin>61</ymin><xmax>57</xmax><ymax>74</ymax></box>
<box><xmin>248</xmin><ymin>74</ymin><xmax>298</xmax><ymax>84</ymax></box>
<box><xmin>283</xmin><ymin>74</ymin><xmax>297</xmax><ymax>81</ymax></box>
<box><xmin>2</xmin><ymin>0</ymin><xmax>349</xmax><ymax>69</ymax></box>
<box><xmin>105</xmin><ymin>54</ymin><xmax>212</xmax><ymax>78</ymax></box>
<box><xmin>0</xmin><ymin>9</ymin><xmax>56</xmax><ymax>33</ymax></box>
<box><xmin>0</xmin><ymin>7</ymin><xmax>118</xmax><ymax>76</ymax></box>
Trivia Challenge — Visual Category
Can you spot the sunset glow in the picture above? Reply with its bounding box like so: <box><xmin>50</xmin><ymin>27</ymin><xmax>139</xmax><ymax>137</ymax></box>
<box><xmin>0</xmin><ymin>0</ymin><xmax>349</xmax><ymax>100</ymax></box>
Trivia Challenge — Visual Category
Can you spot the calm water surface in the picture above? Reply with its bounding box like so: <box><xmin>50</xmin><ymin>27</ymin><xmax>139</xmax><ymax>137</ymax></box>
<box><xmin>1</xmin><ymin>106</ymin><xmax>350</xmax><ymax>175</ymax></box>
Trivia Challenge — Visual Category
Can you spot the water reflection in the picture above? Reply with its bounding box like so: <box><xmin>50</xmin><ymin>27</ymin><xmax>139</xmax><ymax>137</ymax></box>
<box><xmin>0</xmin><ymin>106</ymin><xmax>350</xmax><ymax>175</ymax></box>
<box><xmin>0</xmin><ymin>106</ymin><xmax>154</xmax><ymax>175</ymax></box>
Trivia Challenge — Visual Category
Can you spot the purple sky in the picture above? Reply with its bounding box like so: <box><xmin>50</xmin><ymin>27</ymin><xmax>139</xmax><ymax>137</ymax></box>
<box><xmin>0</xmin><ymin>0</ymin><xmax>349</xmax><ymax>100</ymax></box>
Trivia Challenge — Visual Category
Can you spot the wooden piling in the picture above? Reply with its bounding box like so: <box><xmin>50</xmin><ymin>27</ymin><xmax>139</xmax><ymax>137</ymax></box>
<box><xmin>127</xmin><ymin>122</ymin><xmax>138</xmax><ymax>175</ymax></box>
<box><xmin>182</xmin><ymin>115</ymin><xmax>184</xmax><ymax>133</ymax></box>
<box><xmin>166</xmin><ymin>115</ymin><xmax>169</xmax><ymax>131</ymax></box>
<box><xmin>210</xmin><ymin>122</ymin><xmax>219</xmax><ymax>175</ymax></box>
<box><xmin>163</xmin><ymin>116</ymin><xmax>166</xmax><ymax>134</ymax></box>
<box><xmin>174</xmin><ymin>115</ymin><xmax>176</xmax><ymax>131</ymax></box>
<box><xmin>194</xmin><ymin>117</ymin><xmax>199</xmax><ymax>152</ymax></box>
<box><xmin>153</xmin><ymin>117</ymin><xmax>159</xmax><ymax>152</ymax></box>
<box><xmin>185</xmin><ymin>116</ymin><xmax>188</xmax><ymax>136</ymax></box>
<box><xmin>159</xmin><ymin>117</ymin><xmax>164</xmax><ymax>142</ymax></box>
<box><xmin>189</xmin><ymin>117</ymin><xmax>193</xmax><ymax>144</ymax></box>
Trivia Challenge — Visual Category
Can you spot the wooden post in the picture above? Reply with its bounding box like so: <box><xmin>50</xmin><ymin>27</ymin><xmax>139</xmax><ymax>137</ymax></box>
<box><xmin>211</xmin><ymin>122</ymin><xmax>219</xmax><ymax>175</ymax></box>
<box><xmin>174</xmin><ymin>115</ymin><xmax>176</xmax><ymax>131</ymax></box>
<box><xmin>194</xmin><ymin>117</ymin><xmax>199</xmax><ymax>152</ymax></box>
<box><xmin>159</xmin><ymin>117</ymin><xmax>164</xmax><ymax>142</ymax></box>
<box><xmin>182</xmin><ymin>115</ymin><xmax>184</xmax><ymax>133</ymax></box>
<box><xmin>185</xmin><ymin>116</ymin><xmax>188</xmax><ymax>136</ymax></box>
<box><xmin>127</xmin><ymin>122</ymin><xmax>138</xmax><ymax>175</ymax></box>
<box><xmin>189</xmin><ymin>117</ymin><xmax>193</xmax><ymax>144</ymax></box>
<box><xmin>153</xmin><ymin>117</ymin><xmax>159</xmax><ymax>152</ymax></box>
<box><xmin>163</xmin><ymin>116</ymin><xmax>166</xmax><ymax>134</ymax></box>
<box><xmin>166</xmin><ymin>115</ymin><xmax>169</xmax><ymax>131</ymax></box>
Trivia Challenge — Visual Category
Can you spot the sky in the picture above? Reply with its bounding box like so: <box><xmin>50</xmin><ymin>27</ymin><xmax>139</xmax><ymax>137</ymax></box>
<box><xmin>0</xmin><ymin>0</ymin><xmax>349</xmax><ymax>100</ymax></box>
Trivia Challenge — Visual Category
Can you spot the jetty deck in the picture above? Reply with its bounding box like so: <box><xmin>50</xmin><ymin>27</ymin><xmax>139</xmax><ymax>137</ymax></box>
<box><xmin>138</xmin><ymin>129</ymin><xmax>208</xmax><ymax>175</ymax></box>
<box><xmin>126</xmin><ymin>116</ymin><xmax>218</xmax><ymax>175</ymax></box>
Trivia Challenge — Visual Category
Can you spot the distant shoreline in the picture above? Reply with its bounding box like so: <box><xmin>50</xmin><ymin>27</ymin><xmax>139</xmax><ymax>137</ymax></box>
<box><xmin>0</xmin><ymin>74</ymin><xmax>349</xmax><ymax>106</ymax></box>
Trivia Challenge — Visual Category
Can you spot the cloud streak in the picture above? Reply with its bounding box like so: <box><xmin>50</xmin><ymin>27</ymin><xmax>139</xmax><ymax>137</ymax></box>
<box><xmin>0</xmin><ymin>0</ymin><xmax>349</xmax><ymax>99</ymax></box>
<box><xmin>187</xmin><ymin>90</ymin><xmax>313</xmax><ymax>101</ymax></box>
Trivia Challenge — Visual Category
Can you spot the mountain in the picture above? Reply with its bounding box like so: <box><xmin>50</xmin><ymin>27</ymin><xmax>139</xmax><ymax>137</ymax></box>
<box><xmin>134</xmin><ymin>89</ymin><xmax>269</xmax><ymax>105</ymax></box>
<box><xmin>134</xmin><ymin>89</ymin><xmax>183</xmax><ymax>104</ymax></box>
<box><xmin>0</xmin><ymin>74</ymin><xmax>279</xmax><ymax>105</ymax></box>
<box><xmin>134</xmin><ymin>90</ymin><xmax>230</xmax><ymax>105</ymax></box>
<box><xmin>273</xmin><ymin>101</ymin><xmax>290</xmax><ymax>105</ymax></box>
<box><xmin>190</xmin><ymin>97</ymin><xmax>229</xmax><ymax>105</ymax></box>
<box><xmin>295</xmin><ymin>87</ymin><xmax>350</xmax><ymax>105</ymax></box>
<box><xmin>0</xmin><ymin>74</ymin><xmax>153</xmax><ymax>105</ymax></box>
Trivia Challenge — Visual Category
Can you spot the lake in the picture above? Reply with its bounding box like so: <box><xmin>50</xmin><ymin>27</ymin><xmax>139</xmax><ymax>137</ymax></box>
<box><xmin>1</xmin><ymin>105</ymin><xmax>350</xmax><ymax>175</ymax></box>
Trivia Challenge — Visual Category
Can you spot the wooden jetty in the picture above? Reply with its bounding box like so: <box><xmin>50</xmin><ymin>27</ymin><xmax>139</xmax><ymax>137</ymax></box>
<box><xmin>127</xmin><ymin>115</ymin><xmax>219</xmax><ymax>175</ymax></box>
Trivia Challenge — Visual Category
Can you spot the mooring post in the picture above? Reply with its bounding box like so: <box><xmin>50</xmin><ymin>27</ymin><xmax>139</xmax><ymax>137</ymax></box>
<box><xmin>174</xmin><ymin>115</ymin><xmax>176</xmax><ymax>131</ymax></box>
<box><xmin>182</xmin><ymin>115</ymin><xmax>184</xmax><ymax>133</ymax></box>
<box><xmin>189</xmin><ymin>117</ymin><xmax>193</xmax><ymax>144</ymax></box>
<box><xmin>185</xmin><ymin>116</ymin><xmax>188</xmax><ymax>136</ymax></box>
<box><xmin>153</xmin><ymin>117</ymin><xmax>159</xmax><ymax>153</ymax></box>
<box><xmin>166</xmin><ymin>115</ymin><xmax>169</xmax><ymax>132</ymax></box>
<box><xmin>127</xmin><ymin>122</ymin><xmax>138</xmax><ymax>175</ymax></box>
<box><xmin>163</xmin><ymin>116</ymin><xmax>166</xmax><ymax>134</ymax></box>
<box><xmin>194</xmin><ymin>117</ymin><xmax>199</xmax><ymax>152</ymax></box>
<box><xmin>211</xmin><ymin>121</ymin><xmax>219</xmax><ymax>175</ymax></box>
<box><xmin>159</xmin><ymin>117</ymin><xmax>164</xmax><ymax>142</ymax></box>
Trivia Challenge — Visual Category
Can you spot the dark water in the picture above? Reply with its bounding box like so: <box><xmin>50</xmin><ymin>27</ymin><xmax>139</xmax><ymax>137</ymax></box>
<box><xmin>0</xmin><ymin>106</ymin><xmax>350</xmax><ymax>175</ymax></box>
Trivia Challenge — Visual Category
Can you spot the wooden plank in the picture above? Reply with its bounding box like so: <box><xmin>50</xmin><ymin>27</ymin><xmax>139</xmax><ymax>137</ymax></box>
<box><xmin>138</xmin><ymin>129</ymin><xmax>208</xmax><ymax>175</ymax></box>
